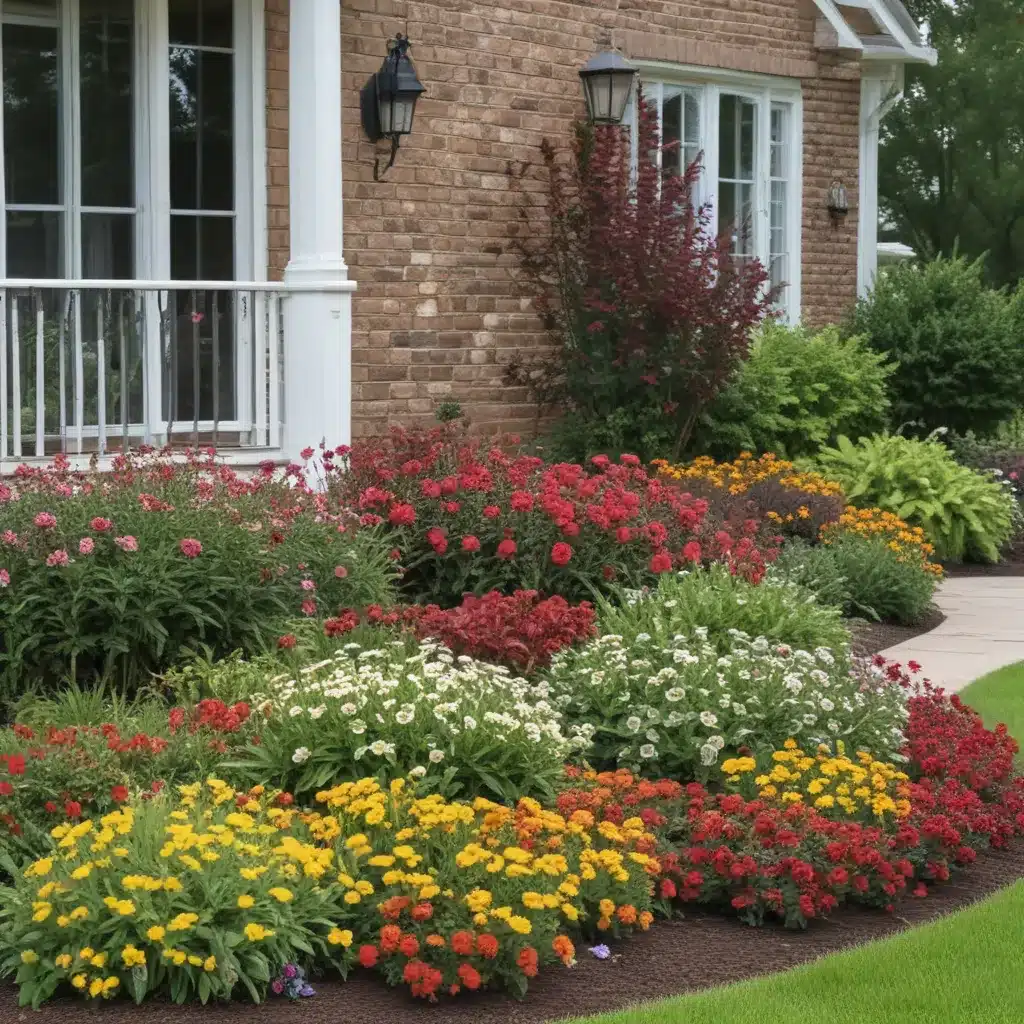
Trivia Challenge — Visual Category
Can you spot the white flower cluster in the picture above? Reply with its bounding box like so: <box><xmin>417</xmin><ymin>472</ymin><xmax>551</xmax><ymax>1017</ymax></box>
<box><xmin>247</xmin><ymin>639</ymin><xmax>592</xmax><ymax>794</ymax></box>
<box><xmin>545</xmin><ymin>630</ymin><xmax>908</xmax><ymax>778</ymax></box>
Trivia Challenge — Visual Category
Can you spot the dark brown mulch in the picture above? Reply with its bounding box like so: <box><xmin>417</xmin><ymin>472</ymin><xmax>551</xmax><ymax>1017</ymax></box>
<box><xmin>942</xmin><ymin>561</ymin><xmax>1024</xmax><ymax>578</ymax></box>
<box><xmin>849</xmin><ymin>605</ymin><xmax>946</xmax><ymax>659</ymax></box>
<box><xmin>4</xmin><ymin>843</ymin><xmax>1023</xmax><ymax>1024</ymax></box>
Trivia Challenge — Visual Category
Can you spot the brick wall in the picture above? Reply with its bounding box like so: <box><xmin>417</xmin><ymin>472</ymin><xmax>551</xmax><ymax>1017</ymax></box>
<box><xmin>267</xmin><ymin>0</ymin><xmax>862</xmax><ymax>438</ymax></box>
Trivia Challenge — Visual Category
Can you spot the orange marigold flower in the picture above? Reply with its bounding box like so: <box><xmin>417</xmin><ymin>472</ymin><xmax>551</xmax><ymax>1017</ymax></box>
<box><xmin>451</xmin><ymin>931</ymin><xmax>475</xmax><ymax>956</ymax></box>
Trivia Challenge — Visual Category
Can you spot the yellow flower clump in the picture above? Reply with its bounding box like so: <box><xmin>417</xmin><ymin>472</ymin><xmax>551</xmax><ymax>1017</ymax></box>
<box><xmin>654</xmin><ymin>452</ymin><xmax>844</xmax><ymax>498</ymax></box>
<box><xmin>723</xmin><ymin>739</ymin><xmax>912</xmax><ymax>821</ymax></box>
<box><xmin>822</xmin><ymin>506</ymin><xmax>944</xmax><ymax>576</ymax></box>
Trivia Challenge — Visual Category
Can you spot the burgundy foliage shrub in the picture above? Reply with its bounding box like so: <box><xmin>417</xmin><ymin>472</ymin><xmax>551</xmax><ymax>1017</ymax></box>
<box><xmin>507</xmin><ymin>95</ymin><xmax>774</xmax><ymax>461</ymax></box>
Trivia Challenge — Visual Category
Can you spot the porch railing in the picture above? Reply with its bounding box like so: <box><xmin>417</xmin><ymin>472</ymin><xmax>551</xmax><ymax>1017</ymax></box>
<box><xmin>0</xmin><ymin>280</ymin><xmax>292</xmax><ymax>465</ymax></box>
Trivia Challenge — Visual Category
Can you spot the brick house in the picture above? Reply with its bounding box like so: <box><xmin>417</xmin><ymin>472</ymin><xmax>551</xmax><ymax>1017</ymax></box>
<box><xmin>0</xmin><ymin>0</ymin><xmax>932</xmax><ymax>471</ymax></box>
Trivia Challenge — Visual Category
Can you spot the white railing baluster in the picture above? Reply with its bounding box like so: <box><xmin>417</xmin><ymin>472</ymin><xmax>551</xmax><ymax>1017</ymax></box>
<box><xmin>35</xmin><ymin>298</ymin><xmax>45</xmax><ymax>458</ymax></box>
<box><xmin>73</xmin><ymin>290</ymin><xmax>84</xmax><ymax>455</ymax></box>
<box><xmin>142</xmin><ymin>290</ymin><xmax>162</xmax><ymax>446</ymax></box>
<box><xmin>252</xmin><ymin>291</ymin><xmax>267</xmax><ymax>447</ymax></box>
<box><xmin>96</xmin><ymin>297</ymin><xmax>106</xmax><ymax>456</ymax></box>
<box><xmin>59</xmin><ymin>291</ymin><xmax>70</xmax><ymax>451</ymax></box>
<box><xmin>0</xmin><ymin>291</ymin><xmax>7</xmax><ymax>461</ymax></box>
<box><xmin>11</xmin><ymin>296</ymin><xmax>21</xmax><ymax>459</ymax></box>
<box><xmin>119</xmin><ymin>293</ymin><xmax>129</xmax><ymax>450</ymax></box>
<box><xmin>268</xmin><ymin>292</ymin><xmax>281</xmax><ymax>450</ymax></box>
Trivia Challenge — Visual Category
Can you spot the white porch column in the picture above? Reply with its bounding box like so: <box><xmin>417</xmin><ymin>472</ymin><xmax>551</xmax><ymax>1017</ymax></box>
<box><xmin>282</xmin><ymin>0</ymin><xmax>355</xmax><ymax>462</ymax></box>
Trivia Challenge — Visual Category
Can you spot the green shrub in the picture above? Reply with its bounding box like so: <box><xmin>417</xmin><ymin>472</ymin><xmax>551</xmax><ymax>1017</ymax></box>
<box><xmin>546</xmin><ymin>631</ymin><xmax>906</xmax><ymax>782</ymax></box>
<box><xmin>814</xmin><ymin>434</ymin><xmax>1016</xmax><ymax>563</ymax></box>
<box><xmin>771</xmin><ymin>536</ymin><xmax>939</xmax><ymax>625</ymax></box>
<box><xmin>846</xmin><ymin>255</ymin><xmax>1024</xmax><ymax>437</ymax></box>
<box><xmin>214</xmin><ymin>637</ymin><xmax>591</xmax><ymax>804</ymax></box>
<box><xmin>0</xmin><ymin>452</ymin><xmax>395</xmax><ymax>699</ymax></box>
<box><xmin>693</xmin><ymin>323</ymin><xmax>894</xmax><ymax>460</ymax></box>
<box><xmin>596</xmin><ymin>564</ymin><xmax>850</xmax><ymax>657</ymax></box>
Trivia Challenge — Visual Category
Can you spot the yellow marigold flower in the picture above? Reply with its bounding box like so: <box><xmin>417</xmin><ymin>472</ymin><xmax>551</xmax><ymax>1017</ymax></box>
<box><xmin>78</xmin><ymin>948</ymin><xmax>95</xmax><ymax>961</ymax></box>
<box><xmin>20</xmin><ymin>951</ymin><xmax>39</xmax><ymax>965</ymax></box>
<box><xmin>328</xmin><ymin>928</ymin><xmax>353</xmax><ymax>947</ymax></box>
<box><xmin>188</xmin><ymin>955</ymin><xmax>203</xmax><ymax>967</ymax></box>
<box><xmin>419</xmin><ymin>884</ymin><xmax>440</xmax><ymax>900</ymax></box>
<box><xmin>268</xmin><ymin>887</ymin><xmax>293</xmax><ymax>903</ymax></box>
<box><xmin>343</xmin><ymin>891</ymin><xmax>361</xmax><ymax>905</ymax></box>
<box><xmin>121</xmin><ymin>946</ymin><xmax>146</xmax><ymax>968</ymax></box>
<box><xmin>26</xmin><ymin>858</ymin><xmax>53</xmax><ymax>878</ymax></box>
<box><xmin>168</xmin><ymin>912</ymin><xmax>199</xmax><ymax>932</ymax></box>
<box><xmin>368</xmin><ymin>855</ymin><xmax>395</xmax><ymax>868</ymax></box>
<box><xmin>146</xmin><ymin>925</ymin><xmax>166</xmax><ymax>942</ymax></box>
<box><xmin>90</xmin><ymin>953</ymin><xmax>107</xmax><ymax>968</ymax></box>
<box><xmin>71</xmin><ymin>974</ymin><xmax>88</xmax><ymax>990</ymax></box>
<box><xmin>561</xmin><ymin>903</ymin><xmax>579</xmax><ymax>921</ymax></box>
<box><xmin>243</xmin><ymin>923</ymin><xmax>275</xmax><ymax>942</ymax></box>
<box><xmin>89</xmin><ymin>979</ymin><xmax>104</xmax><ymax>998</ymax></box>
<box><xmin>55</xmin><ymin>954</ymin><xmax>73</xmax><ymax>969</ymax></box>
<box><xmin>507</xmin><ymin>915</ymin><xmax>532</xmax><ymax>935</ymax></box>
<box><xmin>354</xmin><ymin>880</ymin><xmax>374</xmax><ymax>896</ymax></box>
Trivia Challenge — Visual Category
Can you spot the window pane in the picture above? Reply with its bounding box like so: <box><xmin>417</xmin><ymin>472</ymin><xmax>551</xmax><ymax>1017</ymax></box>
<box><xmin>82</xmin><ymin>213</ymin><xmax>133</xmax><ymax>278</ymax></box>
<box><xmin>719</xmin><ymin>94</ymin><xmax>755</xmax><ymax>182</ymax></box>
<box><xmin>683</xmin><ymin>91</ymin><xmax>700</xmax><ymax>172</ymax></box>
<box><xmin>661</xmin><ymin>89</ymin><xmax>682</xmax><ymax>176</ymax></box>
<box><xmin>169</xmin><ymin>47</ymin><xmax>235</xmax><ymax>211</ymax></box>
<box><xmin>171</xmin><ymin>214</ymin><xmax>233</xmax><ymax>279</ymax></box>
<box><xmin>718</xmin><ymin>183</ymin><xmax>754</xmax><ymax>258</ymax></box>
<box><xmin>2</xmin><ymin>23</ymin><xmax>60</xmax><ymax>205</ymax></box>
<box><xmin>5</xmin><ymin>210</ymin><xmax>62</xmax><ymax>277</ymax></box>
<box><xmin>80</xmin><ymin>0</ymin><xmax>134</xmax><ymax>208</ymax></box>
<box><xmin>169</xmin><ymin>0</ymin><xmax>233</xmax><ymax>48</ymax></box>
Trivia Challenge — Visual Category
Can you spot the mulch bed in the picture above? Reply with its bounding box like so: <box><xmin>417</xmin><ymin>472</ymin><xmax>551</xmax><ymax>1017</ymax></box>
<box><xmin>4</xmin><ymin>843</ymin><xmax>1023</xmax><ymax>1024</ymax></box>
<box><xmin>849</xmin><ymin>606</ymin><xmax>945</xmax><ymax>659</ymax></box>
<box><xmin>942</xmin><ymin>561</ymin><xmax>1024</xmax><ymax>578</ymax></box>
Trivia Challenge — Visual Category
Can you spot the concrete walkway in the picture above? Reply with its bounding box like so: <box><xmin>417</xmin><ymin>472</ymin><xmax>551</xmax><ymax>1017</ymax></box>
<box><xmin>881</xmin><ymin>577</ymin><xmax>1024</xmax><ymax>692</ymax></box>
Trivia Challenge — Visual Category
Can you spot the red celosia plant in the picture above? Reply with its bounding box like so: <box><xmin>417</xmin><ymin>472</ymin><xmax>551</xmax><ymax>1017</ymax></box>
<box><xmin>325</xmin><ymin>425</ymin><xmax>779</xmax><ymax>604</ymax></box>
<box><xmin>507</xmin><ymin>96</ymin><xmax>774</xmax><ymax>461</ymax></box>
<box><xmin>401</xmin><ymin>590</ymin><xmax>596</xmax><ymax>673</ymax></box>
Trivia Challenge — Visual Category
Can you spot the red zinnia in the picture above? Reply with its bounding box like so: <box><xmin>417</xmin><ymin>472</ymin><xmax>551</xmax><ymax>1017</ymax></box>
<box><xmin>64</xmin><ymin>800</ymin><xmax>82</xmax><ymax>819</ymax></box>
<box><xmin>398</xmin><ymin>935</ymin><xmax>420</xmax><ymax>958</ymax></box>
<box><xmin>649</xmin><ymin>551</ymin><xmax>673</xmax><ymax>573</ymax></box>
<box><xmin>457</xmin><ymin>964</ymin><xmax>482</xmax><ymax>990</ymax></box>
<box><xmin>111</xmin><ymin>785</ymin><xmax>129</xmax><ymax>803</ymax></box>
<box><xmin>358</xmin><ymin>945</ymin><xmax>379</xmax><ymax>968</ymax></box>
<box><xmin>277</xmin><ymin>634</ymin><xmax>297</xmax><ymax>649</ymax></box>
<box><xmin>0</xmin><ymin>782</ymin><xmax>13</xmax><ymax>797</ymax></box>
<box><xmin>450</xmin><ymin>931</ymin><xmax>475</xmax><ymax>956</ymax></box>
<box><xmin>497</xmin><ymin>539</ymin><xmax>517</xmax><ymax>560</ymax></box>
<box><xmin>550</xmin><ymin>542</ymin><xmax>573</xmax><ymax>566</ymax></box>
<box><xmin>516</xmin><ymin>946</ymin><xmax>539</xmax><ymax>977</ymax></box>
<box><xmin>475</xmin><ymin>933</ymin><xmax>499</xmax><ymax>959</ymax></box>
<box><xmin>682</xmin><ymin>540</ymin><xmax>702</xmax><ymax>563</ymax></box>
<box><xmin>5</xmin><ymin>754</ymin><xmax>25</xmax><ymax>776</ymax></box>
<box><xmin>482</xmin><ymin>505</ymin><xmax>501</xmax><ymax>518</ymax></box>
<box><xmin>461</xmin><ymin>535</ymin><xmax>481</xmax><ymax>552</ymax></box>
<box><xmin>388</xmin><ymin>503</ymin><xmax>417</xmax><ymax>527</ymax></box>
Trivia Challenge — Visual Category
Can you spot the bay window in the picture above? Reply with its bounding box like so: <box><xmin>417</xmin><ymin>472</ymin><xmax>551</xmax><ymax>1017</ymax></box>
<box><xmin>628</xmin><ymin>67</ymin><xmax>803</xmax><ymax>321</ymax></box>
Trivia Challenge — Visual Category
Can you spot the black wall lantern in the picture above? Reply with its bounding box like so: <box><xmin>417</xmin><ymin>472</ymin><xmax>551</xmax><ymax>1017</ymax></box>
<box><xmin>827</xmin><ymin>179</ymin><xmax>849</xmax><ymax>223</ymax></box>
<box><xmin>579</xmin><ymin>50</ymin><xmax>637</xmax><ymax>125</ymax></box>
<box><xmin>361</xmin><ymin>34</ymin><xmax>426</xmax><ymax>180</ymax></box>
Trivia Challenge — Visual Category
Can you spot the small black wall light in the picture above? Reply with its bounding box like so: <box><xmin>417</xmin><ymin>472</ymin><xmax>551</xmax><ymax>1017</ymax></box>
<box><xmin>579</xmin><ymin>50</ymin><xmax>637</xmax><ymax>125</ymax></box>
<box><xmin>827</xmin><ymin>179</ymin><xmax>850</xmax><ymax>223</ymax></box>
<box><xmin>360</xmin><ymin>34</ymin><xmax>426</xmax><ymax>180</ymax></box>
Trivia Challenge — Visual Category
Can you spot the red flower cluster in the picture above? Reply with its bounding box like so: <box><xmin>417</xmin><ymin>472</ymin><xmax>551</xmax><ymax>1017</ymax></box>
<box><xmin>326</xmin><ymin>425</ymin><xmax>779</xmax><ymax>604</ymax></box>
<box><xmin>401</xmin><ymin>590</ymin><xmax>596</xmax><ymax>672</ymax></box>
<box><xmin>168</xmin><ymin>699</ymin><xmax>251</xmax><ymax>735</ymax></box>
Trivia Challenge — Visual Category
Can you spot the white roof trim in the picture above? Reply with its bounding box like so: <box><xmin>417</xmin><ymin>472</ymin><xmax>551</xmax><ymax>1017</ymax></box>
<box><xmin>812</xmin><ymin>0</ymin><xmax>937</xmax><ymax>65</ymax></box>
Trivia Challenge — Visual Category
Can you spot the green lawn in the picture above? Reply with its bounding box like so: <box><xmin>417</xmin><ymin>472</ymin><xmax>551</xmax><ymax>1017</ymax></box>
<box><xmin>567</xmin><ymin>665</ymin><xmax>1024</xmax><ymax>1024</ymax></box>
<box><xmin>566</xmin><ymin>881</ymin><xmax>1024</xmax><ymax>1024</ymax></box>
<box><xmin>958</xmin><ymin>661</ymin><xmax>1024</xmax><ymax>749</ymax></box>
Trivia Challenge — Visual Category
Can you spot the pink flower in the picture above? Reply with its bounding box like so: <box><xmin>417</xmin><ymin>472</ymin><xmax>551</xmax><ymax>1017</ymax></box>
<box><xmin>510</xmin><ymin>491</ymin><xmax>534</xmax><ymax>512</ymax></box>
<box><xmin>301</xmin><ymin>599</ymin><xmax>317</xmax><ymax>616</ymax></box>
<box><xmin>551</xmin><ymin>542</ymin><xmax>573</xmax><ymax>566</ymax></box>
<box><xmin>619</xmin><ymin>454</ymin><xmax>641</xmax><ymax>466</ymax></box>
<box><xmin>616</xmin><ymin>527</ymin><xmax>632</xmax><ymax>544</ymax></box>
<box><xmin>426</xmin><ymin>527</ymin><xmax>448</xmax><ymax>555</ymax></box>
<box><xmin>443</xmin><ymin>501</ymin><xmax>461</xmax><ymax>514</ymax></box>
<box><xmin>497</xmin><ymin>539</ymin><xmax>517</xmax><ymax>560</ymax></box>
<box><xmin>650</xmin><ymin>551</ymin><xmax>673</xmax><ymax>573</ymax></box>
<box><xmin>190</xmin><ymin>311</ymin><xmax>205</xmax><ymax>324</ymax></box>
<box><xmin>334</xmin><ymin>565</ymin><xmax>348</xmax><ymax>578</ymax></box>
<box><xmin>278</xmin><ymin>634</ymin><xmax>297</xmax><ymax>649</ymax></box>
<box><xmin>0</xmin><ymin>569</ymin><xmax>9</xmax><ymax>588</ymax></box>
<box><xmin>34</xmin><ymin>511</ymin><xmax>56</xmax><ymax>529</ymax></box>
<box><xmin>483</xmin><ymin>505</ymin><xmax>501</xmax><ymax>519</ymax></box>
<box><xmin>78</xmin><ymin>537</ymin><xmax>95</xmax><ymax>556</ymax></box>
<box><xmin>682</xmin><ymin>540</ymin><xmax>702</xmax><ymax>563</ymax></box>
<box><xmin>90</xmin><ymin>517</ymin><xmax>112</xmax><ymax>532</ymax></box>
<box><xmin>179</xmin><ymin>538</ymin><xmax>203</xmax><ymax>559</ymax></box>
<box><xmin>115</xmin><ymin>535</ymin><xmax>138</xmax><ymax>552</ymax></box>
<box><xmin>388</xmin><ymin>503</ymin><xmax>416</xmax><ymax>527</ymax></box>
<box><xmin>300</xmin><ymin>447</ymin><xmax>314</xmax><ymax>460</ymax></box>
<box><xmin>300</xmin><ymin>578</ymin><xmax>316</xmax><ymax>591</ymax></box>
<box><xmin>461</xmin><ymin>535</ymin><xmax>481</xmax><ymax>552</ymax></box>
<box><xmin>46</xmin><ymin>549</ymin><xmax>70</xmax><ymax>567</ymax></box>
<box><xmin>1</xmin><ymin>530</ymin><xmax>18</xmax><ymax>546</ymax></box>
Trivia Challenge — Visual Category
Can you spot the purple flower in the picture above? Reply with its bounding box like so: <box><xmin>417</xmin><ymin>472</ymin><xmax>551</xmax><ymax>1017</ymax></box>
<box><xmin>589</xmin><ymin>944</ymin><xmax>611</xmax><ymax>960</ymax></box>
<box><xmin>271</xmin><ymin>979</ymin><xmax>285</xmax><ymax>995</ymax></box>
<box><xmin>300</xmin><ymin>985</ymin><xmax>315</xmax><ymax>998</ymax></box>
<box><xmin>283</xmin><ymin>964</ymin><xmax>298</xmax><ymax>979</ymax></box>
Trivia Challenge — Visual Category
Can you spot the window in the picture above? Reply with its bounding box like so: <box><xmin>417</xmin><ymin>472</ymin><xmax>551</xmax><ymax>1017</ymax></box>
<box><xmin>0</xmin><ymin>0</ymin><xmax>258</xmax><ymax>432</ymax></box>
<box><xmin>628</xmin><ymin>68</ymin><xmax>802</xmax><ymax>321</ymax></box>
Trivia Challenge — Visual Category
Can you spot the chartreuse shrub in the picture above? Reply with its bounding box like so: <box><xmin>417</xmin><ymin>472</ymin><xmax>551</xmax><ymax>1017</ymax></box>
<box><xmin>545</xmin><ymin>630</ymin><xmax>906</xmax><ymax>782</ymax></box>
<box><xmin>847</xmin><ymin>255</ymin><xmax>1024</xmax><ymax>437</ymax></box>
<box><xmin>217</xmin><ymin>638</ymin><xmax>593</xmax><ymax>804</ymax></box>
<box><xmin>814</xmin><ymin>434</ymin><xmax>1016</xmax><ymax>562</ymax></box>
<box><xmin>596</xmin><ymin>565</ymin><xmax>850</xmax><ymax>656</ymax></box>
<box><xmin>0</xmin><ymin>451</ymin><xmax>395</xmax><ymax>698</ymax></box>
<box><xmin>0</xmin><ymin>775</ymin><xmax>661</xmax><ymax>1005</ymax></box>
<box><xmin>692</xmin><ymin>323</ymin><xmax>894</xmax><ymax>460</ymax></box>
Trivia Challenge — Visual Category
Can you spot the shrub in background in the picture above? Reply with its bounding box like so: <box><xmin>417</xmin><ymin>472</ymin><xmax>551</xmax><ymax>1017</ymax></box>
<box><xmin>546</xmin><ymin>630</ymin><xmax>906</xmax><ymax>782</ymax></box>
<box><xmin>656</xmin><ymin>452</ymin><xmax>845</xmax><ymax>542</ymax></box>
<box><xmin>596</xmin><ymin>565</ymin><xmax>850</xmax><ymax>656</ymax></box>
<box><xmin>0</xmin><ymin>451</ymin><xmax>394</xmax><ymax>697</ymax></box>
<box><xmin>506</xmin><ymin>98</ymin><xmax>773</xmax><ymax>462</ymax></box>
<box><xmin>846</xmin><ymin>255</ymin><xmax>1024</xmax><ymax>437</ymax></box>
<box><xmin>328</xmin><ymin>427</ymin><xmax>780</xmax><ymax>605</ymax></box>
<box><xmin>814</xmin><ymin>434</ymin><xmax>1016</xmax><ymax>562</ymax></box>
<box><xmin>692</xmin><ymin>323</ymin><xmax>894</xmax><ymax>460</ymax></box>
<box><xmin>220</xmin><ymin>638</ymin><xmax>591</xmax><ymax>804</ymax></box>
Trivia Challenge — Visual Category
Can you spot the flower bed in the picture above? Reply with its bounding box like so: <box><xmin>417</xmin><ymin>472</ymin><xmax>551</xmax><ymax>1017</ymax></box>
<box><xmin>324</xmin><ymin>428</ymin><xmax>780</xmax><ymax>605</ymax></box>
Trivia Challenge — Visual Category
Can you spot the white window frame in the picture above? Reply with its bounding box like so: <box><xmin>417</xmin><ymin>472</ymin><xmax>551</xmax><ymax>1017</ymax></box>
<box><xmin>0</xmin><ymin>0</ymin><xmax>266</xmax><ymax>283</ymax></box>
<box><xmin>0</xmin><ymin>0</ymin><xmax>268</xmax><ymax>436</ymax></box>
<box><xmin>628</xmin><ymin>63</ymin><xmax>804</xmax><ymax>324</ymax></box>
